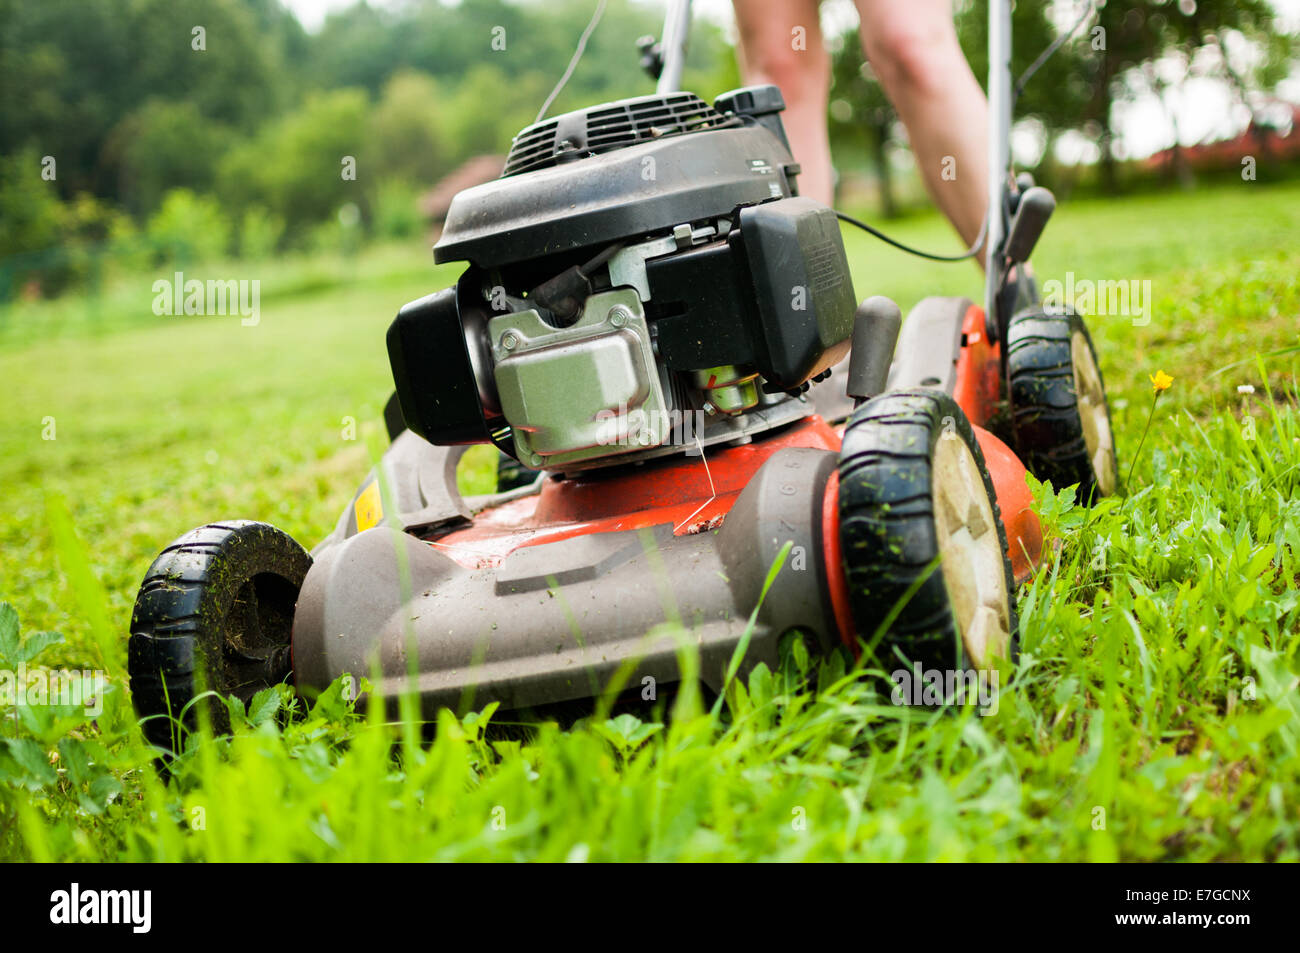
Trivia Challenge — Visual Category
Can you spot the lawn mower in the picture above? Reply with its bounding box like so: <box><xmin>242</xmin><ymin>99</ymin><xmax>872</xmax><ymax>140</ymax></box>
<box><xmin>127</xmin><ymin>0</ymin><xmax>1117</xmax><ymax>746</ymax></box>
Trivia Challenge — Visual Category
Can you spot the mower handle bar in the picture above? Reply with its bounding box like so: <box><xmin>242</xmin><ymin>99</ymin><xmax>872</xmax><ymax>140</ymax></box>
<box><xmin>656</xmin><ymin>0</ymin><xmax>693</xmax><ymax>95</ymax></box>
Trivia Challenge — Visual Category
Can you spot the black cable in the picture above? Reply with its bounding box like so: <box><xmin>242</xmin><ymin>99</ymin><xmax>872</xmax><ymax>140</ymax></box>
<box><xmin>535</xmin><ymin>0</ymin><xmax>609</xmax><ymax>124</ymax></box>
<box><xmin>1013</xmin><ymin>1</ymin><xmax>1096</xmax><ymax>108</ymax></box>
<box><xmin>580</xmin><ymin>240</ymin><xmax>624</xmax><ymax>274</ymax></box>
<box><xmin>835</xmin><ymin>210</ymin><xmax>988</xmax><ymax>262</ymax></box>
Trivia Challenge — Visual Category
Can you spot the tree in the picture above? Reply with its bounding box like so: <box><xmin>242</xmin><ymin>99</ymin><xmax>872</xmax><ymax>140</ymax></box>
<box><xmin>1077</xmin><ymin>0</ymin><xmax>1284</xmax><ymax>191</ymax></box>
<box><xmin>216</xmin><ymin>90</ymin><xmax>372</xmax><ymax>240</ymax></box>
<box><xmin>103</xmin><ymin>101</ymin><xmax>231</xmax><ymax>218</ymax></box>
<box><xmin>829</xmin><ymin>28</ymin><xmax>900</xmax><ymax>216</ymax></box>
<box><xmin>0</xmin><ymin>0</ymin><xmax>137</xmax><ymax>198</ymax></box>
<box><xmin>364</xmin><ymin>70</ymin><xmax>448</xmax><ymax>188</ymax></box>
<box><xmin>0</xmin><ymin>0</ymin><xmax>292</xmax><ymax>205</ymax></box>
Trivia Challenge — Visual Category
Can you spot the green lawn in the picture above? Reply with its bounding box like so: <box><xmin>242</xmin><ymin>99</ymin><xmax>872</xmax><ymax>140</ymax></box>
<box><xmin>1</xmin><ymin>180</ymin><xmax>1298</xmax><ymax>860</ymax></box>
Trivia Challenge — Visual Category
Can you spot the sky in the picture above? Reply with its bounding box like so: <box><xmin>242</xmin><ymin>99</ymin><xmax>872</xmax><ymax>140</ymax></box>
<box><xmin>278</xmin><ymin>0</ymin><xmax>1300</xmax><ymax>161</ymax></box>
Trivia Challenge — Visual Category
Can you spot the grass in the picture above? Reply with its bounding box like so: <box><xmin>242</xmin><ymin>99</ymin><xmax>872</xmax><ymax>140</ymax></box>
<box><xmin>1</xmin><ymin>179</ymin><xmax>1299</xmax><ymax>861</ymax></box>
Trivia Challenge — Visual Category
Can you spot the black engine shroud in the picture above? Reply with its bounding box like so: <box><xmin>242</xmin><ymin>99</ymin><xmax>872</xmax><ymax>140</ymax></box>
<box><xmin>388</xmin><ymin>87</ymin><xmax>857</xmax><ymax>456</ymax></box>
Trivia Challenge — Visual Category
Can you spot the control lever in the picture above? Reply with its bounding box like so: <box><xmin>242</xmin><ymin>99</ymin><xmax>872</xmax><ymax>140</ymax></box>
<box><xmin>636</xmin><ymin>35</ymin><xmax>664</xmax><ymax>80</ymax></box>
<box><xmin>845</xmin><ymin>296</ymin><xmax>902</xmax><ymax>404</ymax></box>
<box><xmin>1004</xmin><ymin>185</ymin><xmax>1055</xmax><ymax>265</ymax></box>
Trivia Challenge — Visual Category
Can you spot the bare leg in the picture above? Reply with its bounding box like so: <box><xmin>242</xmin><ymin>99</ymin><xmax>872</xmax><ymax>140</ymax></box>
<box><xmin>855</xmin><ymin>0</ymin><xmax>989</xmax><ymax>249</ymax></box>
<box><xmin>731</xmin><ymin>0</ymin><xmax>834</xmax><ymax>206</ymax></box>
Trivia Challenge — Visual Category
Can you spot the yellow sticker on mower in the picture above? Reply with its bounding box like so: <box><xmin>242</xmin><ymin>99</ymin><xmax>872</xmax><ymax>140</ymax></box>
<box><xmin>354</xmin><ymin>480</ymin><xmax>383</xmax><ymax>532</ymax></box>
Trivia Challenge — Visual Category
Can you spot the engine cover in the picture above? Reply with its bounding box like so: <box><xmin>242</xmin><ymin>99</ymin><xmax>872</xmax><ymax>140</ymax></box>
<box><xmin>434</xmin><ymin>93</ymin><xmax>799</xmax><ymax>269</ymax></box>
<box><xmin>488</xmin><ymin>288</ymin><xmax>669</xmax><ymax>470</ymax></box>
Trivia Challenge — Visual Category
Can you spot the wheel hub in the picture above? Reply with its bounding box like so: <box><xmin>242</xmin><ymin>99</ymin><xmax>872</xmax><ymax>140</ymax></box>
<box><xmin>1070</xmin><ymin>330</ymin><xmax>1117</xmax><ymax>496</ymax></box>
<box><xmin>931</xmin><ymin>431</ymin><xmax>1012</xmax><ymax>668</ymax></box>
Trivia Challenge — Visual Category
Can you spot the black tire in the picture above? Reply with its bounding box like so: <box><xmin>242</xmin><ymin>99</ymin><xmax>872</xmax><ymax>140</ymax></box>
<box><xmin>1005</xmin><ymin>307</ymin><xmax>1118</xmax><ymax>500</ymax></box>
<box><xmin>127</xmin><ymin>521</ymin><xmax>311</xmax><ymax>754</ymax></box>
<box><xmin>838</xmin><ymin>390</ymin><xmax>1018</xmax><ymax>672</ymax></box>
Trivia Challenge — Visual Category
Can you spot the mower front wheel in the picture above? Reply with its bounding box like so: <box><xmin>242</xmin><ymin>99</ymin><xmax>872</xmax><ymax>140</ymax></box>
<box><xmin>127</xmin><ymin>521</ymin><xmax>311</xmax><ymax>754</ymax></box>
<box><xmin>1005</xmin><ymin>307</ymin><xmax>1118</xmax><ymax>500</ymax></box>
<box><xmin>837</xmin><ymin>390</ymin><xmax>1017</xmax><ymax>672</ymax></box>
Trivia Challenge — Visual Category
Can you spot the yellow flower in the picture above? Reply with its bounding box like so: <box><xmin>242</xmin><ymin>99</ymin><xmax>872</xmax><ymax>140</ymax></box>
<box><xmin>1149</xmin><ymin>370</ymin><xmax>1174</xmax><ymax>392</ymax></box>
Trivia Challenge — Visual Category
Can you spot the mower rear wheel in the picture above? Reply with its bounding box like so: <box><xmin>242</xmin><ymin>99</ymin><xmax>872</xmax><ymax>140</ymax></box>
<box><xmin>837</xmin><ymin>390</ymin><xmax>1017</xmax><ymax>672</ymax></box>
<box><xmin>1005</xmin><ymin>307</ymin><xmax>1117</xmax><ymax>500</ymax></box>
<box><xmin>127</xmin><ymin>521</ymin><xmax>311</xmax><ymax>754</ymax></box>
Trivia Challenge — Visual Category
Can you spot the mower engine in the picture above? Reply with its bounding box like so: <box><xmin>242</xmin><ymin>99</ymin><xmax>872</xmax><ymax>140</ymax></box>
<box><xmin>387</xmin><ymin>86</ymin><xmax>857</xmax><ymax>472</ymax></box>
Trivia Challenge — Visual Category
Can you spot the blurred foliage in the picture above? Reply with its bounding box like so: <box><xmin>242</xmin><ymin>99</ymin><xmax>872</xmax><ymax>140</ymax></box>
<box><xmin>372</xmin><ymin>182</ymin><xmax>424</xmax><ymax>242</ymax></box>
<box><xmin>105</xmin><ymin>101</ymin><xmax>232</xmax><ymax>219</ymax></box>
<box><xmin>0</xmin><ymin>150</ymin><xmax>128</xmax><ymax>297</ymax></box>
<box><xmin>0</xmin><ymin>0</ymin><xmax>1294</xmax><ymax>294</ymax></box>
<box><xmin>238</xmin><ymin>206</ymin><xmax>287</xmax><ymax>261</ymax></box>
<box><xmin>1077</xmin><ymin>0</ymin><xmax>1288</xmax><ymax>190</ymax></box>
<box><xmin>0</xmin><ymin>152</ymin><xmax>65</xmax><ymax>261</ymax></box>
<box><xmin>0</xmin><ymin>0</ymin><xmax>740</xmax><ymax>298</ymax></box>
<box><xmin>364</xmin><ymin>70</ymin><xmax>448</xmax><ymax>189</ymax></box>
<box><xmin>145</xmin><ymin>189</ymin><xmax>234</xmax><ymax>264</ymax></box>
<box><xmin>216</xmin><ymin>89</ymin><xmax>371</xmax><ymax>234</ymax></box>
